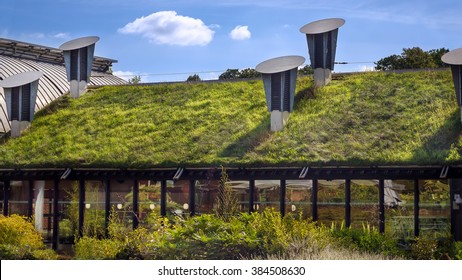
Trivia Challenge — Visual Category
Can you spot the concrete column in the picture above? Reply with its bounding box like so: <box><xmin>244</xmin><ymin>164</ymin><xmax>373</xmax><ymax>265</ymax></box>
<box><xmin>313</xmin><ymin>68</ymin><xmax>332</xmax><ymax>87</ymax></box>
<box><xmin>34</xmin><ymin>180</ymin><xmax>45</xmax><ymax>232</ymax></box>
<box><xmin>270</xmin><ymin>111</ymin><xmax>290</xmax><ymax>132</ymax></box>
<box><xmin>10</xmin><ymin>120</ymin><xmax>30</xmax><ymax>138</ymax></box>
<box><xmin>70</xmin><ymin>80</ymin><xmax>88</xmax><ymax>98</ymax></box>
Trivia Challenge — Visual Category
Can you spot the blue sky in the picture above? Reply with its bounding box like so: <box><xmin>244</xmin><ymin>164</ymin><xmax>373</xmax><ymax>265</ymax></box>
<box><xmin>1</xmin><ymin>0</ymin><xmax>461</xmax><ymax>82</ymax></box>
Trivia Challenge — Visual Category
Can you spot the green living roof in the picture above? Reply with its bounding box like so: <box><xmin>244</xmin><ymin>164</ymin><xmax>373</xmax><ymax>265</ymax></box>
<box><xmin>1</xmin><ymin>70</ymin><xmax>462</xmax><ymax>168</ymax></box>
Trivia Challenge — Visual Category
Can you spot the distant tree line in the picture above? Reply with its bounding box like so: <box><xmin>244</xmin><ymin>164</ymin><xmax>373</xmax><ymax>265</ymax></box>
<box><xmin>218</xmin><ymin>68</ymin><xmax>261</xmax><ymax>80</ymax></box>
<box><xmin>375</xmin><ymin>47</ymin><xmax>449</xmax><ymax>71</ymax></box>
<box><xmin>186</xmin><ymin>65</ymin><xmax>314</xmax><ymax>82</ymax></box>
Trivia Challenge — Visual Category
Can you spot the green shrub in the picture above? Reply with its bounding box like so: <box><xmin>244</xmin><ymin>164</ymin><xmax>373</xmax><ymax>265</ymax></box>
<box><xmin>0</xmin><ymin>244</ymin><xmax>34</xmax><ymax>260</ymax></box>
<box><xmin>330</xmin><ymin>223</ymin><xmax>401</xmax><ymax>257</ymax></box>
<box><xmin>0</xmin><ymin>214</ymin><xmax>57</xmax><ymax>260</ymax></box>
<box><xmin>74</xmin><ymin>237</ymin><xmax>122</xmax><ymax>260</ymax></box>
<box><xmin>454</xmin><ymin>242</ymin><xmax>462</xmax><ymax>260</ymax></box>
<box><xmin>31</xmin><ymin>249</ymin><xmax>59</xmax><ymax>260</ymax></box>
<box><xmin>410</xmin><ymin>237</ymin><xmax>438</xmax><ymax>260</ymax></box>
<box><xmin>0</xmin><ymin>214</ymin><xmax>43</xmax><ymax>248</ymax></box>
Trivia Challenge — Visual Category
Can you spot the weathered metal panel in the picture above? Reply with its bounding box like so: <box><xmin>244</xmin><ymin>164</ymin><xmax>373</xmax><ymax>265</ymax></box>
<box><xmin>70</xmin><ymin>49</ymin><xmax>78</xmax><ymax>81</ymax></box>
<box><xmin>10</xmin><ymin>87</ymin><xmax>19</xmax><ymax>121</ymax></box>
<box><xmin>21</xmin><ymin>84</ymin><xmax>31</xmax><ymax>121</ymax></box>
<box><xmin>270</xmin><ymin>72</ymin><xmax>281</xmax><ymax>111</ymax></box>
<box><xmin>451</xmin><ymin>65</ymin><xmax>462</xmax><ymax>106</ymax></box>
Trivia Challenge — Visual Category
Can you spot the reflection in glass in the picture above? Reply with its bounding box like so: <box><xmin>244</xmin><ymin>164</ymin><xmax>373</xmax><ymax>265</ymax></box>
<box><xmin>318</xmin><ymin>180</ymin><xmax>345</xmax><ymax>227</ymax></box>
<box><xmin>350</xmin><ymin>180</ymin><xmax>379</xmax><ymax>229</ymax></box>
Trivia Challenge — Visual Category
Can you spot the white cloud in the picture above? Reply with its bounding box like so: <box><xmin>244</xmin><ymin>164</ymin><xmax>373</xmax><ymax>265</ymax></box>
<box><xmin>53</xmin><ymin>32</ymin><xmax>70</xmax><ymax>39</ymax></box>
<box><xmin>118</xmin><ymin>11</ymin><xmax>214</xmax><ymax>46</ymax></box>
<box><xmin>229</xmin><ymin>25</ymin><xmax>251</xmax><ymax>40</ymax></box>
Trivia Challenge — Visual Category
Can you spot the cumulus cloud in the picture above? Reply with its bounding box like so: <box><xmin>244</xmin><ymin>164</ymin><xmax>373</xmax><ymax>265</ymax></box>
<box><xmin>229</xmin><ymin>25</ymin><xmax>251</xmax><ymax>40</ymax></box>
<box><xmin>53</xmin><ymin>32</ymin><xmax>70</xmax><ymax>39</ymax></box>
<box><xmin>118</xmin><ymin>11</ymin><xmax>214</xmax><ymax>46</ymax></box>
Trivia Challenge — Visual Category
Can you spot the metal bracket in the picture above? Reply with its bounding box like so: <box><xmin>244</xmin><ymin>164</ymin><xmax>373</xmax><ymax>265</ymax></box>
<box><xmin>60</xmin><ymin>168</ymin><xmax>72</xmax><ymax>180</ymax></box>
<box><xmin>173</xmin><ymin>168</ymin><xmax>184</xmax><ymax>181</ymax></box>
<box><xmin>299</xmin><ymin>167</ymin><xmax>309</xmax><ymax>179</ymax></box>
<box><xmin>440</xmin><ymin>166</ymin><xmax>449</xmax><ymax>179</ymax></box>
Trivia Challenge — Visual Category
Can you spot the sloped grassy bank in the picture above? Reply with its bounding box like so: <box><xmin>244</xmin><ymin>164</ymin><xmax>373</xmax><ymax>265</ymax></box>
<box><xmin>1</xmin><ymin>70</ymin><xmax>461</xmax><ymax>168</ymax></box>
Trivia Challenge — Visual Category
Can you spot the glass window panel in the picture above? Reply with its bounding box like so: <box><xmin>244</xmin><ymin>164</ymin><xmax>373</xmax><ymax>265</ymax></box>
<box><xmin>286</xmin><ymin>180</ymin><xmax>312</xmax><ymax>219</ymax></box>
<box><xmin>254</xmin><ymin>180</ymin><xmax>280</xmax><ymax>212</ymax></box>
<box><xmin>350</xmin><ymin>180</ymin><xmax>379</xmax><ymax>229</ymax></box>
<box><xmin>386</xmin><ymin>180</ymin><xmax>414</xmax><ymax>241</ymax></box>
<box><xmin>167</xmin><ymin>180</ymin><xmax>190</xmax><ymax>218</ymax></box>
<box><xmin>318</xmin><ymin>180</ymin><xmax>345</xmax><ymax>227</ymax></box>
<box><xmin>419</xmin><ymin>180</ymin><xmax>451</xmax><ymax>239</ymax></box>
<box><xmin>138</xmin><ymin>180</ymin><xmax>161</xmax><ymax>227</ymax></box>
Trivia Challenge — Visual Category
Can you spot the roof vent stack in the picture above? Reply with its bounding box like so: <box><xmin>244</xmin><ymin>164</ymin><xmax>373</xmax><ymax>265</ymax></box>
<box><xmin>59</xmin><ymin>36</ymin><xmax>99</xmax><ymax>98</ymax></box>
<box><xmin>256</xmin><ymin>55</ymin><xmax>305</xmax><ymax>131</ymax></box>
<box><xmin>300</xmin><ymin>18</ymin><xmax>345</xmax><ymax>87</ymax></box>
<box><xmin>0</xmin><ymin>71</ymin><xmax>42</xmax><ymax>138</ymax></box>
<box><xmin>442</xmin><ymin>48</ymin><xmax>462</xmax><ymax>123</ymax></box>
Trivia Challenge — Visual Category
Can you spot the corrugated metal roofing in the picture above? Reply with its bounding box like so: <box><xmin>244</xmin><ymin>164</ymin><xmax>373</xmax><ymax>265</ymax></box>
<box><xmin>0</xmin><ymin>38</ymin><xmax>126</xmax><ymax>133</ymax></box>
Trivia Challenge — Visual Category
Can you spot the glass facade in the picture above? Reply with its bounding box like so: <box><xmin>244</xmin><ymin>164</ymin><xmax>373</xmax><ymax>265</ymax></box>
<box><xmin>0</xmin><ymin>175</ymin><xmax>454</xmax><ymax>250</ymax></box>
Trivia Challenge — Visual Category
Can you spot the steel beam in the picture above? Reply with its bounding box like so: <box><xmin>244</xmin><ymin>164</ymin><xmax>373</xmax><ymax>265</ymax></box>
<box><xmin>379</xmin><ymin>179</ymin><xmax>385</xmax><ymax>233</ymax></box>
<box><xmin>132</xmin><ymin>180</ymin><xmax>139</xmax><ymax>229</ymax></box>
<box><xmin>249</xmin><ymin>179</ymin><xmax>255</xmax><ymax>214</ymax></box>
<box><xmin>189</xmin><ymin>180</ymin><xmax>195</xmax><ymax>216</ymax></box>
<box><xmin>280</xmin><ymin>180</ymin><xmax>286</xmax><ymax>217</ymax></box>
<box><xmin>345</xmin><ymin>179</ymin><xmax>351</xmax><ymax>228</ymax></box>
<box><xmin>414</xmin><ymin>179</ymin><xmax>420</xmax><ymax>237</ymax></box>
<box><xmin>160</xmin><ymin>180</ymin><xmax>167</xmax><ymax>216</ymax></box>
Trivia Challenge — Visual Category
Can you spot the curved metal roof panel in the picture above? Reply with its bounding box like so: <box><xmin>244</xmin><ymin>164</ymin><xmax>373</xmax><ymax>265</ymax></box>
<box><xmin>1</xmin><ymin>53</ymin><xmax>126</xmax><ymax>133</ymax></box>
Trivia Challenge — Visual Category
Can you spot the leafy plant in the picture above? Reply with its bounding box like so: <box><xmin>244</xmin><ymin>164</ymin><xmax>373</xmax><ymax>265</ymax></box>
<box><xmin>74</xmin><ymin>236</ymin><xmax>122</xmax><ymax>260</ymax></box>
<box><xmin>0</xmin><ymin>214</ymin><xmax>57</xmax><ymax>260</ymax></box>
<box><xmin>329</xmin><ymin>222</ymin><xmax>401</xmax><ymax>257</ymax></box>
<box><xmin>215</xmin><ymin>167</ymin><xmax>239</xmax><ymax>221</ymax></box>
<box><xmin>454</xmin><ymin>241</ymin><xmax>462</xmax><ymax>260</ymax></box>
<box><xmin>410</xmin><ymin>237</ymin><xmax>438</xmax><ymax>260</ymax></box>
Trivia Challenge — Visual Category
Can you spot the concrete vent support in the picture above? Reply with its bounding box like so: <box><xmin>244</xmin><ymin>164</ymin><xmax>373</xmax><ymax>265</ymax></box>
<box><xmin>0</xmin><ymin>71</ymin><xmax>42</xmax><ymax>138</ymax></box>
<box><xmin>59</xmin><ymin>36</ymin><xmax>99</xmax><ymax>98</ymax></box>
<box><xmin>300</xmin><ymin>18</ymin><xmax>345</xmax><ymax>87</ymax></box>
<box><xmin>256</xmin><ymin>55</ymin><xmax>305</xmax><ymax>131</ymax></box>
<box><xmin>442</xmin><ymin>48</ymin><xmax>462</xmax><ymax>123</ymax></box>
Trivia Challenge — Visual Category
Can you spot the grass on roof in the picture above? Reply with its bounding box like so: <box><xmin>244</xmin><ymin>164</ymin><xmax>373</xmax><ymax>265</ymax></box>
<box><xmin>1</xmin><ymin>70</ymin><xmax>462</xmax><ymax>168</ymax></box>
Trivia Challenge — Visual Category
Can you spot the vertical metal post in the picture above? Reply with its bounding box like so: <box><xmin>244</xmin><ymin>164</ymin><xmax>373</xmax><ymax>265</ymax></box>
<box><xmin>52</xmin><ymin>180</ymin><xmax>59</xmax><ymax>251</ymax></box>
<box><xmin>345</xmin><ymin>179</ymin><xmax>351</xmax><ymax>228</ymax></box>
<box><xmin>3</xmin><ymin>181</ymin><xmax>10</xmax><ymax>216</ymax></box>
<box><xmin>104</xmin><ymin>179</ymin><xmax>111</xmax><ymax>237</ymax></box>
<box><xmin>27</xmin><ymin>180</ymin><xmax>34</xmax><ymax>218</ymax></box>
<box><xmin>160</xmin><ymin>180</ymin><xmax>167</xmax><ymax>217</ymax></box>
<box><xmin>78</xmin><ymin>180</ymin><xmax>85</xmax><ymax>238</ymax></box>
<box><xmin>189</xmin><ymin>180</ymin><xmax>195</xmax><ymax>216</ymax></box>
<box><xmin>280</xmin><ymin>180</ymin><xmax>286</xmax><ymax>217</ymax></box>
<box><xmin>249</xmin><ymin>179</ymin><xmax>255</xmax><ymax>214</ymax></box>
<box><xmin>379</xmin><ymin>179</ymin><xmax>385</xmax><ymax>234</ymax></box>
<box><xmin>414</xmin><ymin>179</ymin><xmax>420</xmax><ymax>237</ymax></box>
<box><xmin>133</xmin><ymin>180</ymin><xmax>139</xmax><ymax>229</ymax></box>
<box><xmin>312</xmin><ymin>179</ymin><xmax>318</xmax><ymax>221</ymax></box>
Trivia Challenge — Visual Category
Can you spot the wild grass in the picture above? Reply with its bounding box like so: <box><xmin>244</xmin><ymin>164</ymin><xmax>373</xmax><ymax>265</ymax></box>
<box><xmin>0</xmin><ymin>70</ymin><xmax>461</xmax><ymax>167</ymax></box>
